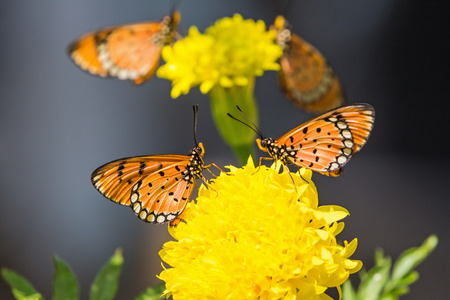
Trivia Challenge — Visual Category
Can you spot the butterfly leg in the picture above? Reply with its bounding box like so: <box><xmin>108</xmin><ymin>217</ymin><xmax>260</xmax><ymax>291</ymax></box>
<box><xmin>169</xmin><ymin>209</ymin><xmax>186</xmax><ymax>227</ymax></box>
<box><xmin>204</xmin><ymin>163</ymin><xmax>226</xmax><ymax>177</ymax></box>
<box><xmin>251</xmin><ymin>156</ymin><xmax>274</xmax><ymax>175</ymax></box>
<box><xmin>295</xmin><ymin>166</ymin><xmax>310</xmax><ymax>184</ymax></box>
<box><xmin>287</xmin><ymin>171</ymin><xmax>299</xmax><ymax>193</ymax></box>
<box><xmin>169</xmin><ymin>208</ymin><xmax>187</xmax><ymax>227</ymax></box>
<box><xmin>199</xmin><ymin>176</ymin><xmax>219</xmax><ymax>197</ymax></box>
<box><xmin>279</xmin><ymin>164</ymin><xmax>299</xmax><ymax>193</ymax></box>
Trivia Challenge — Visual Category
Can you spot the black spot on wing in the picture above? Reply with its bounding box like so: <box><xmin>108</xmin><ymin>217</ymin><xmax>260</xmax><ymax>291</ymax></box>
<box><xmin>139</xmin><ymin>162</ymin><xmax>146</xmax><ymax>175</ymax></box>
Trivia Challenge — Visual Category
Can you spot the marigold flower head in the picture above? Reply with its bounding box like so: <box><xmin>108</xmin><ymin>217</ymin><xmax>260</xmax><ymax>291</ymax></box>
<box><xmin>157</xmin><ymin>14</ymin><xmax>282</xmax><ymax>98</ymax></box>
<box><xmin>158</xmin><ymin>158</ymin><xmax>362</xmax><ymax>299</ymax></box>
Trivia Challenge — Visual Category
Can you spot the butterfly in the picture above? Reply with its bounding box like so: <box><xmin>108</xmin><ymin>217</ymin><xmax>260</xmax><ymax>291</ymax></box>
<box><xmin>68</xmin><ymin>11</ymin><xmax>181</xmax><ymax>84</ymax></box>
<box><xmin>272</xmin><ymin>15</ymin><xmax>345</xmax><ymax>114</ymax></box>
<box><xmin>229</xmin><ymin>103</ymin><xmax>375</xmax><ymax>176</ymax></box>
<box><xmin>91</xmin><ymin>105</ymin><xmax>210</xmax><ymax>226</ymax></box>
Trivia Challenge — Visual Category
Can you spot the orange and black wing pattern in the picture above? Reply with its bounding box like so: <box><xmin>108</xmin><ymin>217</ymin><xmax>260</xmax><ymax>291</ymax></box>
<box><xmin>91</xmin><ymin>143</ymin><xmax>204</xmax><ymax>225</ymax></box>
<box><xmin>68</xmin><ymin>11</ymin><xmax>180</xmax><ymax>84</ymax></box>
<box><xmin>257</xmin><ymin>104</ymin><xmax>375</xmax><ymax>176</ymax></box>
<box><xmin>273</xmin><ymin>15</ymin><xmax>345</xmax><ymax>114</ymax></box>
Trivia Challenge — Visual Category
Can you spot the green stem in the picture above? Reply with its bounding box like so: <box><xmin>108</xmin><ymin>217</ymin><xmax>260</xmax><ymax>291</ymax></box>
<box><xmin>208</xmin><ymin>78</ymin><xmax>258</xmax><ymax>165</ymax></box>
<box><xmin>231</xmin><ymin>143</ymin><xmax>255</xmax><ymax>166</ymax></box>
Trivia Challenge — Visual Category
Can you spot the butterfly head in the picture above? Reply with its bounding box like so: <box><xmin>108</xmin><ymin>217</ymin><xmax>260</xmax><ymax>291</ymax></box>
<box><xmin>193</xmin><ymin>142</ymin><xmax>205</xmax><ymax>158</ymax></box>
<box><xmin>256</xmin><ymin>138</ymin><xmax>273</xmax><ymax>152</ymax></box>
<box><xmin>272</xmin><ymin>16</ymin><xmax>292</xmax><ymax>51</ymax></box>
<box><xmin>274</xmin><ymin>15</ymin><xmax>287</xmax><ymax>31</ymax></box>
<box><xmin>171</xmin><ymin>11</ymin><xmax>181</xmax><ymax>28</ymax></box>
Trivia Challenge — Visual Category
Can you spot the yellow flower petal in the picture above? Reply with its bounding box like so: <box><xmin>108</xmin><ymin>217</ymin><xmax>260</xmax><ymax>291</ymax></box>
<box><xmin>157</xmin><ymin>14</ymin><xmax>282</xmax><ymax>98</ymax></box>
<box><xmin>159</xmin><ymin>157</ymin><xmax>361</xmax><ymax>299</ymax></box>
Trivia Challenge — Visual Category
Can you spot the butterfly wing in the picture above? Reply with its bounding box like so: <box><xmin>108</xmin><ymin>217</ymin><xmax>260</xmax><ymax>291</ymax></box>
<box><xmin>274</xmin><ymin>16</ymin><xmax>345</xmax><ymax>114</ymax></box>
<box><xmin>68</xmin><ymin>12</ymin><xmax>180</xmax><ymax>84</ymax></box>
<box><xmin>276</xmin><ymin>104</ymin><xmax>375</xmax><ymax>176</ymax></box>
<box><xmin>91</xmin><ymin>154</ymin><xmax>195</xmax><ymax>224</ymax></box>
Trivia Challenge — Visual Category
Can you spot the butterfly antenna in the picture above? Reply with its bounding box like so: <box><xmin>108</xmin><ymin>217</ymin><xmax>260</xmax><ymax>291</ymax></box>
<box><xmin>193</xmin><ymin>104</ymin><xmax>200</xmax><ymax>147</ymax></box>
<box><xmin>282</xmin><ymin>0</ymin><xmax>293</xmax><ymax>15</ymax></box>
<box><xmin>227</xmin><ymin>106</ymin><xmax>264</xmax><ymax>138</ymax></box>
<box><xmin>169</xmin><ymin>0</ymin><xmax>183</xmax><ymax>14</ymax></box>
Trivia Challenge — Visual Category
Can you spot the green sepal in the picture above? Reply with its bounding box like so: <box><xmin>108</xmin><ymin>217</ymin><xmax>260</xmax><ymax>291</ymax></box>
<box><xmin>52</xmin><ymin>255</ymin><xmax>79</xmax><ymax>300</ymax></box>
<box><xmin>1</xmin><ymin>268</ymin><xmax>44</xmax><ymax>300</ymax></box>
<box><xmin>134</xmin><ymin>282</ymin><xmax>166</xmax><ymax>300</ymax></box>
<box><xmin>90</xmin><ymin>248</ymin><xmax>124</xmax><ymax>300</ymax></box>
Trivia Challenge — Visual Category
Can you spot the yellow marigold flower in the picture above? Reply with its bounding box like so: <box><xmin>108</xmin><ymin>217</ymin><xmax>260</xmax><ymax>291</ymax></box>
<box><xmin>157</xmin><ymin>14</ymin><xmax>282</xmax><ymax>98</ymax></box>
<box><xmin>158</xmin><ymin>158</ymin><xmax>362</xmax><ymax>300</ymax></box>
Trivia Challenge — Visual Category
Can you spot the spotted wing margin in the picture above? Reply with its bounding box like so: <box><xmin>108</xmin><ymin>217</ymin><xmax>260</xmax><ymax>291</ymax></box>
<box><xmin>91</xmin><ymin>155</ymin><xmax>197</xmax><ymax>223</ymax></box>
<box><xmin>68</xmin><ymin>22</ymin><xmax>165</xmax><ymax>84</ymax></box>
<box><xmin>277</xmin><ymin>104</ymin><xmax>375</xmax><ymax>175</ymax></box>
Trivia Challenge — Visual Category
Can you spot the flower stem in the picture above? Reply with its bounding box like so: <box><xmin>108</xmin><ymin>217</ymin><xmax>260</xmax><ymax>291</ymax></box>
<box><xmin>208</xmin><ymin>78</ymin><xmax>258</xmax><ymax>165</ymax></box>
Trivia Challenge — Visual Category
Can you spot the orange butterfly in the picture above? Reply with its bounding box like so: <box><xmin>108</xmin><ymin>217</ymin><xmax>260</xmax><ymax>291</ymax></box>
<box><xmin>272</xmin><ymin>15</ymin><xmax>345</xmax><ymax>114</ymax></box>
<box><xmin>229</xmin><ymin>104</ymin><xmax>375</xmax><ymax>176</ymax></box>
<box><xmin>91</xmin><ymin>105</ymin><xmax>209</xmax><ymax>226</ymax></box>
<box><xmin>68</xmin><ymin>11</ymin><xmax>181</xmax><ymax>84</ymax></box>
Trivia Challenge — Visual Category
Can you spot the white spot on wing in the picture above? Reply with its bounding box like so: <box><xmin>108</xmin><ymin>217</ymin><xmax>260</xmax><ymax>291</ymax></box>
<box><xmin>343</xmin><ymin>148</ymin><xmax>352</xmax><ymax>156</ymax></box>
<box><xmin>338</xmin><ymin>156</ymin><xmax>347</xmax><ymax>164</ymax></box>
<box><xmin>344</xmin><ymin>140</ymin><xmax>353</xmax><ymax>148</ymax></box>
<box><xmin>330</xmin><ymin>162</ymin><xmax>339</xmax><ymax>171</ymax></box>
<box><xmin>133</xmin><ymin>203</ymin><xmax>141</xmax><ymax>213</ymax></box>
<box><xmin>157</xmin><ymin>215</ymin><xmax>166</xmax><ymax>223</ymax></box>
<box><xmin>117</xmin><ymin>69</ymin><xmax>129</xmax><ymax>80</ymax></box>
<box><xmin>337</xmin><ymin>121</ymin><xmax>347</xmax><ymax>129</ymax></box>
<box><xmin>139</xmin><ymin>210</ymin><xmax>147</xmax><ymax>219</ymax></box>
<box><xmin>147</xmin><ymin>213</ymin><xmax>156</xmax><ymax>222</ymax></box>
<box><xmin>130</xmin><ymin>193</ymin><xmax>139</xmax><ymax>203</ymax></box>
<box><xmin>341</xmin><ymin>130</ymin><xmax>352</xmax><ymax>139</ymax></box>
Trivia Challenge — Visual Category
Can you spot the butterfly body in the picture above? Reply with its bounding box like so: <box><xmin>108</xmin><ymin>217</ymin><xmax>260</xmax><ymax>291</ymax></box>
<box><xmin>256</xmin><ymin>104</ymin><xmax>375</xmax><ymax>176</ymax></box>
<box><xmin>69</xmin><ymin>11</ymin><xmax>180</xmax><ymax>84</ymax></box>
<box><xmin>273</xmin><ymin>16</ymin><xmax>345</xmax><ymax>114</ymax></box>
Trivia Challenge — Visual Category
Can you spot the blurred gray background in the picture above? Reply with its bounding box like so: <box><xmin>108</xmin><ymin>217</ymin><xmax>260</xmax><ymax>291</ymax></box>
<box><xmin>1</xmin><ymin>0</ymin><xmax>449</xmax><ymax>299</ymax></box>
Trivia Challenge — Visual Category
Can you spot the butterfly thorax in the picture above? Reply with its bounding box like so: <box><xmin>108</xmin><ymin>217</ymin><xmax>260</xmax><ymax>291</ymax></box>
<box><xmin>273</xmin><ymin>16</ymin><xmax>292</xmax><ymax>52</ymax></box>
<box><xmin>257</xmin><ymin>138</ymin><xmax>294</xmax><ymax>166</ymax></box>
<box><xmin>155</xmin><ymin>11</ymin><xmax>180</xmax><ymax>46</ymax></box>
<box><xmin>182</xmin><ymin>144</ymin><xmax>204</xmax><ymax>184</ymax></box>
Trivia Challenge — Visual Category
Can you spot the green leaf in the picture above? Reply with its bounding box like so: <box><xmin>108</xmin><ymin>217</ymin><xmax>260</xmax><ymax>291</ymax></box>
<box><xmin>1</xmin><ymin>268</ymin><xmax>44</xmax><ymax>300</ymax></box>
<box><xmin>134</xmin><ymin>282</ymin><xmax>166</xmax><ymax>300</ymax></box>
<box><xmin>52</xmin><ymin>255</ymin><xmax>79</xmax><ymax>300</ymax></box>
<box><xmin>394</xmin><ymin>270</ymin><xmax>419</xmax><ymax>288</ymax></box>
<box><xmin>341</xmin><ymin>279</ymin><xmax>356</xmax><ymax>300</ymax></box>
<box><xmin>89</xmin><ymin>248</ymin><xmax>124</xmax><ymax>300</ymax></box>
<box><xmin>380</xmin><ymin>286</ymin><xmax>410</xmax><ymax>300</ymax></box>
<box><xmin>390</xmin><ymin>235</ymin><xmax>438</xmax><ymax>283</ymax></box>
<box><xmin>356</xmin><ymin>249</ymin><xmax>391</xmax><ymax>300</ymax></box>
